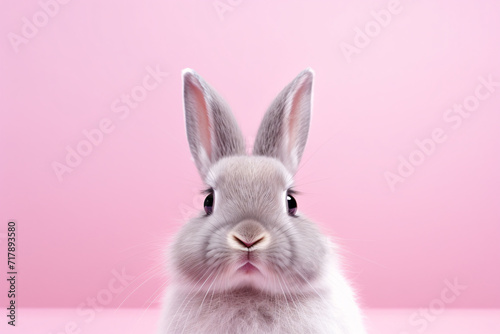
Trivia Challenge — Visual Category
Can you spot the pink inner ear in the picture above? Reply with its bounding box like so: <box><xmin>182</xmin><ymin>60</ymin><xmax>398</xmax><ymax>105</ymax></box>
<box><xmin>187</xmin><ymin>79</ymin><xmax>212</xmax><ymax>159</ymax></box>
<box><xmin>287</xmin><ymin>79</ymin><xmax>309</xmax><ymax>154</ymax></box>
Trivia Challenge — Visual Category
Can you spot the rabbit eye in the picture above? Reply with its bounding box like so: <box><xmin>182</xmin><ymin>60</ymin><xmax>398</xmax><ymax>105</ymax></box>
<box><xmin>287</xmin><ymin>194</ymin><xmax>297</xmax><ymax>216</ymax></box>
<box><xmin>204</xmin><ymin>192</ymin><xmax>214</xmax><ymax>215</ymax></box>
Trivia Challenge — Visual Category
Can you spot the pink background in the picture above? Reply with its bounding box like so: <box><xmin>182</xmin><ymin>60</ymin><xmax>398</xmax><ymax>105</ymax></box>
<box><xmin>1</xmin><ymin>0</ymin><xmax>499</xmax><ymax>311</ymax></box>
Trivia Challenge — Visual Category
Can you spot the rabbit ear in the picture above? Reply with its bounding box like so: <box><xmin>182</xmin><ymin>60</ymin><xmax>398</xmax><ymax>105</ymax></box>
<box><xmin>253</xmin><ymin>69</ymin><xmax>314</xmax><ymax>174</ymax></box>
<box><xmin>183</xmin><ymin>69</ymin><xmax>246</xmax><ymax>179</ymax></box>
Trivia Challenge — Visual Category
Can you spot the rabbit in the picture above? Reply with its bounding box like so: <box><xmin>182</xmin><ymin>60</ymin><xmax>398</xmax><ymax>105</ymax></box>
<box><xmin>159</xmin><ymin>68</ymin><xmax>366</xmax><ymax>334</ymax></box>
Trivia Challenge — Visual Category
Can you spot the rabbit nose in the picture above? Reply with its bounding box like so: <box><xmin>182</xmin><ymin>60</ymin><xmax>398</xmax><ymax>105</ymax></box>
<box><xmin>232</xmin><ymin>235</ymin><xmax>264</xmax><ymax>248</ymax></box>
<box><xmin>228</xmin><ymin>220</ymin><xmax>270</xmax><ymax>251</ymax></box>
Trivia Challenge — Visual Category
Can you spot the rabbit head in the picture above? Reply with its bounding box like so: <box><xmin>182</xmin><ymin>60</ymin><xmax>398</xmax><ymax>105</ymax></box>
<box><xmin>170</xmin><ymin>68</ymin><xmax>330</xmax><ymax>295</ymax></box>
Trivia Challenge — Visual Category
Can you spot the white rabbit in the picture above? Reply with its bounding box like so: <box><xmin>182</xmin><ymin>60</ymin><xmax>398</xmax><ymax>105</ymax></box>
<box><xmin>159</xmin><ymin>69</ymin><xmax>366</xmax><ymax>334</ymax></box>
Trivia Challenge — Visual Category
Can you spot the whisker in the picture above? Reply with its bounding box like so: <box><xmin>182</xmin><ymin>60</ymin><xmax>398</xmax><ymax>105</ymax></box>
<box><xmin>179</xmin><ymin>269</ymin><xmax>217</xmax><ymax>334</ymax></box>
<box><xmin>133</xmin><ymin>279</ymin><xmax>170</xmax><ymax>331</ymax></box>
<box><xmin>294</xmin><ymin>270</ymin><xmax>329</xmax><ymax>307</ymax></box>
<box><xmin>196</xmin><ymin>270</ymin><xmax>220</xmax><ymax>318</ymax></box>
<box><xmin>165</xmin><ymin>268</ymin><xmax>211</xmax><ymax>333</ymax></box>
<box><xmin>114</xmin><ymin>266</ymin><xmax>162</xmax><ymax>313</ymax></box>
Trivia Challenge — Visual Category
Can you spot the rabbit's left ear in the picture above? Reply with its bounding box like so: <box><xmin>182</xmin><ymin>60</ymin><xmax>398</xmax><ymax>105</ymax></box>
<box><xmin>253</xmin><ymin>69</ymin><xmax>314</xmax><ymax>174</ymax></box>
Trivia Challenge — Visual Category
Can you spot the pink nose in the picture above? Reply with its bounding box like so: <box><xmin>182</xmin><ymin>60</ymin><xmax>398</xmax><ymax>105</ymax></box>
<box><xmin>232</xmin><ymin>235</ymin><xmax>264</xmax><ymax>249</ymax></box>
<box><xmin>228</xmin><ymin>220</ymin><xmax>270</xmax><ymax>250</ymax></box>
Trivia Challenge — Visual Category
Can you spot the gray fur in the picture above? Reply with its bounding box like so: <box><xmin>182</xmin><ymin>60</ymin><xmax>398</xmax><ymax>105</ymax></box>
<box><xmin>160</xmin><ymin>70</ymin><xmax>366</xmax><ymax>333</ymax></box>
<box><xmin>253</xmin><ymin>68</ymin><xmax>313</xmax><ymax>174</ymax></box>
<box><xmin>183</xmin><ymin>69</ymin><xmax>246</xmax><ymax>178</ymax></box>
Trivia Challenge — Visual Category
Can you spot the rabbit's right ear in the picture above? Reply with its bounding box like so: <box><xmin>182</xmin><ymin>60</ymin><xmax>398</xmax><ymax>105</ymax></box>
<box><xmin>183</xmin><ymin>69</ymin><xmax>246</xmax><ymax>179</ymax></box>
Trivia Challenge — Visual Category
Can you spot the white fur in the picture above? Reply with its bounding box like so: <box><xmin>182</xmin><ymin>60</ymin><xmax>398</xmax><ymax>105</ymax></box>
<box><xmin>160</xmin><ymin>238</ymin><xmax>366</xmax><ymax>333</ymax></box>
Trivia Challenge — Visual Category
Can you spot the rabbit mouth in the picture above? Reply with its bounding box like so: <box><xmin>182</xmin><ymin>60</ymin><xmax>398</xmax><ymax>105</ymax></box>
<box><xmin>231</xmin><ymin>261</ymin><xmax>267</xmax><ymax>289</ymax></box>
<box><xmin>237</xmin><ymin>261</ymin><xmax>260</xmax><ymax>274</ymax></box>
